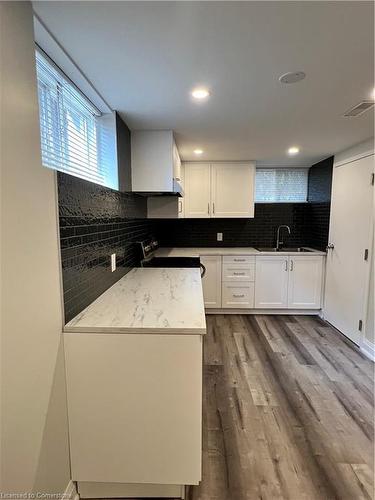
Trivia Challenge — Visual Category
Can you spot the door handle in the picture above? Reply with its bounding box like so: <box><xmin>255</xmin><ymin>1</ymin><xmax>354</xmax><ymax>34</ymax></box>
<box><xmin>207</xmin><ymin>203</ymin><xmax>210</xmax><ymax>215</ymax></box>
<box><xmin>200</xmin><ymin>263</ymin><xmax>206</xmax><ymax>278</ymax></box>
<box><xmin>290</xmin><ymin>260</ymin><xmax>294</xmax><ymax>271</ymax></box>
<box><xmin>326</xmin><ymin>243</ymin><xmax>334</xmax><ymax>251</ymax></box>
<box><xmin>285</xmin><ymin>260</ymin><xmax>288</xmax><ymax>271</ymax></box>
<box><xmin>213</xmin><ymin>202</ymin><xmax>215</xmax><ymax>214</ymax></box>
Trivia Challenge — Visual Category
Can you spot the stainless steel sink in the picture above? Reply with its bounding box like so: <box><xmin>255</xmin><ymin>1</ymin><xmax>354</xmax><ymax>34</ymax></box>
<box><xmin>256</xmin><ymin>247</ymin><xmax>314</xmax><ymax>252</ymax></box>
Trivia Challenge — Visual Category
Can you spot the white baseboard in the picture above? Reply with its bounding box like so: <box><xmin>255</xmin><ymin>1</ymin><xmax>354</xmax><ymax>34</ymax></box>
<box><xmin>63</xmin><ymin>480</ymin><xmax>79</xmax><ymax>500</ymax></box>
<box><xmin>205</xmin><ymin>308</ymin><xmax>321</xmax><ymax>315</ymax></box>
<box><xmin>361</xmin><ymin>338</ymin><xmax>375</xmax><ymax>362</ymax></box>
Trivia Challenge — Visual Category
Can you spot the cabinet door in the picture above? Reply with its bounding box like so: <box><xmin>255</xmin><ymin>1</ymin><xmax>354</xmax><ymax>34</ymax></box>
<box><xmin>211</xmin><ymin>163</ymin><xmax>255</xmax><ymax>218</ymax></box>
<box><xmin>200</xmin><ymin>255</ymin><xmax>222</xmax><ymax>308</ymax></box>
<box><xmin>184</xmin><ymin>163</ymin><xmax>211</xmax><ymax>218</ymax></box>
<box><xmin>288</xmin><ymin>256</ymin><xmax>323</xmax><ymax>309</ymax></box>
<box><xmin>254</xmin><ymin>256</ymin><xmax>289</xmax><ymax>308</ymax></box>
<box><xmin>173</xmin><ymin>141</ymin><xmax>181</xmax><ymax>181</ymax></box>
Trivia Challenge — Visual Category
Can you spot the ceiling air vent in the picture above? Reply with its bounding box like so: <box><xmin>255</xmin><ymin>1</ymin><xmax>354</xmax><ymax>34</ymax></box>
<box><xmin>343</xmin><ymin>100</ymin><xmax>374</xmax><ymax>117</ymax></box>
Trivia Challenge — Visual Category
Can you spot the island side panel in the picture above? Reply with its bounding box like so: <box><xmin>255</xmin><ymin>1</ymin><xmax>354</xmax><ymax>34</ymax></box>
<box><xmin>64</xmin><ymin>332</ymin><xmax>203</xmax><ymax>486</ymax></box>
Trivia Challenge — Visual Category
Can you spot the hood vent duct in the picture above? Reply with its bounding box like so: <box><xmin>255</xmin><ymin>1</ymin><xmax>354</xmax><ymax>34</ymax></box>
<box><xmin>343</xmin><ymin>100</ymin><xmax>374</xmax><ymax>117</ymax></box>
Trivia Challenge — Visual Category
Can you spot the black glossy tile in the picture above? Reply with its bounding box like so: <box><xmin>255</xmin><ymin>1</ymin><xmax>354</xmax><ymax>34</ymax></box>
<box><xmin>58</xmin><ymin>172</ymin><xmax>152</xmax><ymax>323</ymax></box>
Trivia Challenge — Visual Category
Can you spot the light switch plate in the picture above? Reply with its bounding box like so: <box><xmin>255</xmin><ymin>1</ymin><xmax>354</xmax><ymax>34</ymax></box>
<box><xmin>217</xmin><ymin>232</ymin><xmax>223</xmax><ymax>242</ymax></box>
<box><xmin>111</xmin><ymin>253</ymin><xmax>116</xmax><ymax>272</ymax></box>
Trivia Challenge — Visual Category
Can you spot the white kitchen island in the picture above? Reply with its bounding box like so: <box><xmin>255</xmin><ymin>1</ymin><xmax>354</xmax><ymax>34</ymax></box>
<box><xmin>64</xmin><ymin>268</ymin><xmax>206</xmax><ymax>499</ymax></box>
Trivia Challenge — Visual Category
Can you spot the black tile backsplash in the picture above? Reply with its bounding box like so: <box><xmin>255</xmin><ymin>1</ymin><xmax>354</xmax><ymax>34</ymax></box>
<box><xmin>58</xmin><ymin>172</ymin><xmax>153</xmax><ymax>323</ymax></box>
<box><xmin>306</xmin><ymin>202</ymin><xmax>331</xmax><ymax>251</ymax></box>
<box><xmin>152</xmin><ymin>202</ymin><xmax>330</xmax><ymax>250</ymax></box>
<box><xmin>152</xmin><ymin>202</ymin><xmax>330</xmax><ymax>251</ymax></box>
<box><xmin>308</xmin><ymin>156</ymin><xmax>333</xmax><ymax>202</ymax></box>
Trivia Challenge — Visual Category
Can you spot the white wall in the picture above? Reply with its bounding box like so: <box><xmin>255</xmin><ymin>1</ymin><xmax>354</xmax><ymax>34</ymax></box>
<box><xmin>1</xmin><ymin>2</ymin><xmax>71</xmax><ymax>494</ymax></box>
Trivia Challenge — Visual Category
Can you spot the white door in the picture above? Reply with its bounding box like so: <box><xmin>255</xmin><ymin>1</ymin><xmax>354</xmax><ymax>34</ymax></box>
<box><xmin>288</xmin><ymin>256</ymin><xmax>323</xmax><ymax>309</ymax></box>
<box><xmin>200</xmin><ymin>255</ymin><xmax>222</xmax><ymax>308</ymax></box>
<box><xmin>324</xmin><ymin>154</ymin><xmax>374</xmax><ymax>345</ymax></box>
<box><xmin>255</xmin><ymin>256</ymin><xmax>289</xmax><ymax>308</ymax></box>
<box><xmin>211</xmin><ymin>163</ymin><xmax>255</xmax><ymax>218</ymax></box>
<box><xmin>184</xmin><ymin>163</ymin><xmax>211</xmax><ymax>218</ymax></box>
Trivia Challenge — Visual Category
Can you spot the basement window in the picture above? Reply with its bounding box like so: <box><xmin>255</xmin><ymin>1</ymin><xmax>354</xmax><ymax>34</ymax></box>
<box><xmin>35</xmin><ymin>50</ymin><xmax>118</xmax><ymax>189</ymax></box>
<box><xmin>255</xmin><ymin>168</ymin><xmax>308</xmax><ymax>202</ymax></box>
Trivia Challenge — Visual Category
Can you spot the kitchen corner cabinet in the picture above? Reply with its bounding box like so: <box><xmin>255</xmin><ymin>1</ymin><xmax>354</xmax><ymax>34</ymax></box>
<box><xmin>184</xmin><ymin>162</ymin><xmax>255</xmax><ymax>218</ymax></box>
<box><xmin>255</xmin><ymin>255</ymin><xmax>324</xmax><ymax>309</ymax></box>
<box><xmin>200</xmin><ymin>255</ymin><xmax>222</xmax><ymax>308</ymax></box>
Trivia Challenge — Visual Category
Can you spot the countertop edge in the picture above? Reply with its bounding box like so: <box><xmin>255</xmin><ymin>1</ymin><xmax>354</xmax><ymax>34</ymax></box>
<box><xmin>63</xmin><ymin>326</ymin><xmax>207</xmax><ymax>335</ymax></box>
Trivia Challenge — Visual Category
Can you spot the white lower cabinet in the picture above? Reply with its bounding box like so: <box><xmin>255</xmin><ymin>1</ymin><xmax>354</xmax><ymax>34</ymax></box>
<box><xmin>287</xmin><ymin>256</ymin><xmax>323</xmax><ymax>309</ymax></box>
<box><xmin>200</xmin><ymin>253</ymin><xmax>324</xmax><ymax>311</ymax></box>
<box><xmin>254</xmin><ymin>256</ymin><xmax>289</xmax><ymax>308</ymax></box>
<box><xmin>200</xmin><ymin>255</ymin><xmax>222</xmax><ymax>308</ymax></box>
<box><xmin>255</xmin><ymin>255</ymin><xmax>324</xmax><ymax>309</ymax></box>
<box><xmin>64</xmin><ymin>333</ymin><xmax>202</xmax><ymax>486</ymax></box>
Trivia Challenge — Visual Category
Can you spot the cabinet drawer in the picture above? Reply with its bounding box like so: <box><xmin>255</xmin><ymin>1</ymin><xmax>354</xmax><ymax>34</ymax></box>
<box><xmin>222</xmin><ymin>262</ymin><xmax>255</xmax><ymax>282</ymax></box>
<box><xmin>222</xmin><ymin>283</ymin><xmax>255</xmax><ymax>308</ymax></box>
<box><xmin>223</xmin><ymin>255</ymin><xmax>255</xmax><ymax>265</ymax></box>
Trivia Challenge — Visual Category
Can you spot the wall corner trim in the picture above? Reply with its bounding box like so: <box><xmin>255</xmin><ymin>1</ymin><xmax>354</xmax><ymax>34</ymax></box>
<box><xmin>361</xmin><ymin>338</ymin><xmax>375</xmax><ymax>362</ymax></box>
<box><xmin>63</xmin><ymin>480</ymin><xmax>79</xmax><ymax>500</ymax></box>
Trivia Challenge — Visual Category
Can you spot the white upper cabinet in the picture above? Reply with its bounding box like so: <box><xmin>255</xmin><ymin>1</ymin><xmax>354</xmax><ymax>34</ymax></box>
<box><xmin>254</xmin><ymin>256</ymin><xmax>289</xmax><ymax>308</ymax></box>
<box><xmin>184</xmin><ymin>163</ymin><xmax>211</xmax><ymax>218</ymax></box>
<box><xmin>287</xmin><ymin>256</ymin><xmax>323</xmax><ymax>309</ymax></box>
<box><xmin>172</xmin><ymin>141</ymin><xmax>181</xmax><ymax>181</ymax></box>
<box><xmin>184</xmin><ymin>162</ymin><xmax>255</xmax><ymax>219</ymax></box>
<box><xmin>211</xmin><ymin>163</ymin><xmax>255</xmax><ymax>218</ymax></box>
<box><xmin>131</xmin><ymin>131</ymin><xmax>181</xmax><ymax>193</ymax></box>
<box><xmin>147</xmin><ymin>164</ymin><xmax>185</xmax><ymax>219</ymax></box>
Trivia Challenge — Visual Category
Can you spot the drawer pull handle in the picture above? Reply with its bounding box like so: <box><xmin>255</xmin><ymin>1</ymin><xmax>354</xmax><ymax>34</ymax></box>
<box><xmin>233</xmin><ymin>272</ymin><xmax>245</xmax><ymax>275</ymax></box>
<box><xmin>233</xmin><ymin>259</ymin><xmax>245</xmax><ymax>262</ymax></box>
<box><xmin>233</xmin><ymin>294</ymin><xmax>245</xmax><ymax>298</ymax></box>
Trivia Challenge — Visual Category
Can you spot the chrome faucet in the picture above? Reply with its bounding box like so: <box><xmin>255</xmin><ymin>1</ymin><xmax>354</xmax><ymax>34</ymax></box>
<box><xmin>276</xmin><ymin>225</ymin><xmax>291</xmax><ymax>250</ymax></box>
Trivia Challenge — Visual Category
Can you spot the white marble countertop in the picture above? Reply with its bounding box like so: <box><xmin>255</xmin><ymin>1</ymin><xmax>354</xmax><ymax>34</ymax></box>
<box><xmin>64</xmin><ymin>268</ymin><xmax>206</xmax><ymax>335</ymax></box>
<box><xmin>155</xmin><ymin>247</ymin><xmax>326</xmax><ymax>257</ymax></box>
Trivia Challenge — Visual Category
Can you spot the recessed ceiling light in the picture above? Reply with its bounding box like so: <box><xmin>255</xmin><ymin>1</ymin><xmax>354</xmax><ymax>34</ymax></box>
<box><xmin>279</xmin><ymin>71</ymin><xmax>306</xmax><ymax>84</ymax></box>
<box><xmin>191</xmin><ymin>88</ymin><xmax>210</xmax><ymax>100</ymax></box>
<box><xmin>288</xmin><ymin>146</ymin><xmax>300</xmax><ymax>155</ymax></box>
<box><xmin>194</xmin><ymin>149</ymin><xmax>203</xmax><ymax>155</ymax></box>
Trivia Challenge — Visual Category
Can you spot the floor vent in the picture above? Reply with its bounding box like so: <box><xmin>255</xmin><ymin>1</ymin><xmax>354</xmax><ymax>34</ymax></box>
<box><xmin>343</xmin><ymin>100</ymin><xmax>374</xmax><ymax>117</ymax></box>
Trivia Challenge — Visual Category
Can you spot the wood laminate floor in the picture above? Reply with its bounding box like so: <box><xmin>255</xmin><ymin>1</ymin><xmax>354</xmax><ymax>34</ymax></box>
<box><xmin>186</xmin><ymin>314</ymin><xmax>374</xmax><ymax>500</ymax></box>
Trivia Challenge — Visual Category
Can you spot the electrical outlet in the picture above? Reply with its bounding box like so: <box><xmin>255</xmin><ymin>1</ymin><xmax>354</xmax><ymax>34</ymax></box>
<box><xmin>111</xmin><ymin>253</ymin><xmax>116</xmax><ymax>272</ymax></box>
<box><xmin>217</xmin><ymin>232</ymin><xmax>223</xmax><ymax>242</ymax></box>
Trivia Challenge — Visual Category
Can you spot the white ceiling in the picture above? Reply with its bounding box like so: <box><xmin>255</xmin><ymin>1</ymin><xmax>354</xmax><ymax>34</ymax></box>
<box><xmin>33</xmin><ymin>1</ymin><xmax>374</xmax><ymax>165</ymax></box>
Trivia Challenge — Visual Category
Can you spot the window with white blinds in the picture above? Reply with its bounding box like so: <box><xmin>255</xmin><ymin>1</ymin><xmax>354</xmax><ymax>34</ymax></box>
<box><xmin>255</xmin><ymin>168</ymin><xmax>308</xmax><ymax>202</ymax></box>
<box><xmin>35</xmin><ymin>50</ymin><xmax>118</xmax><ymax>189</ymax></box>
